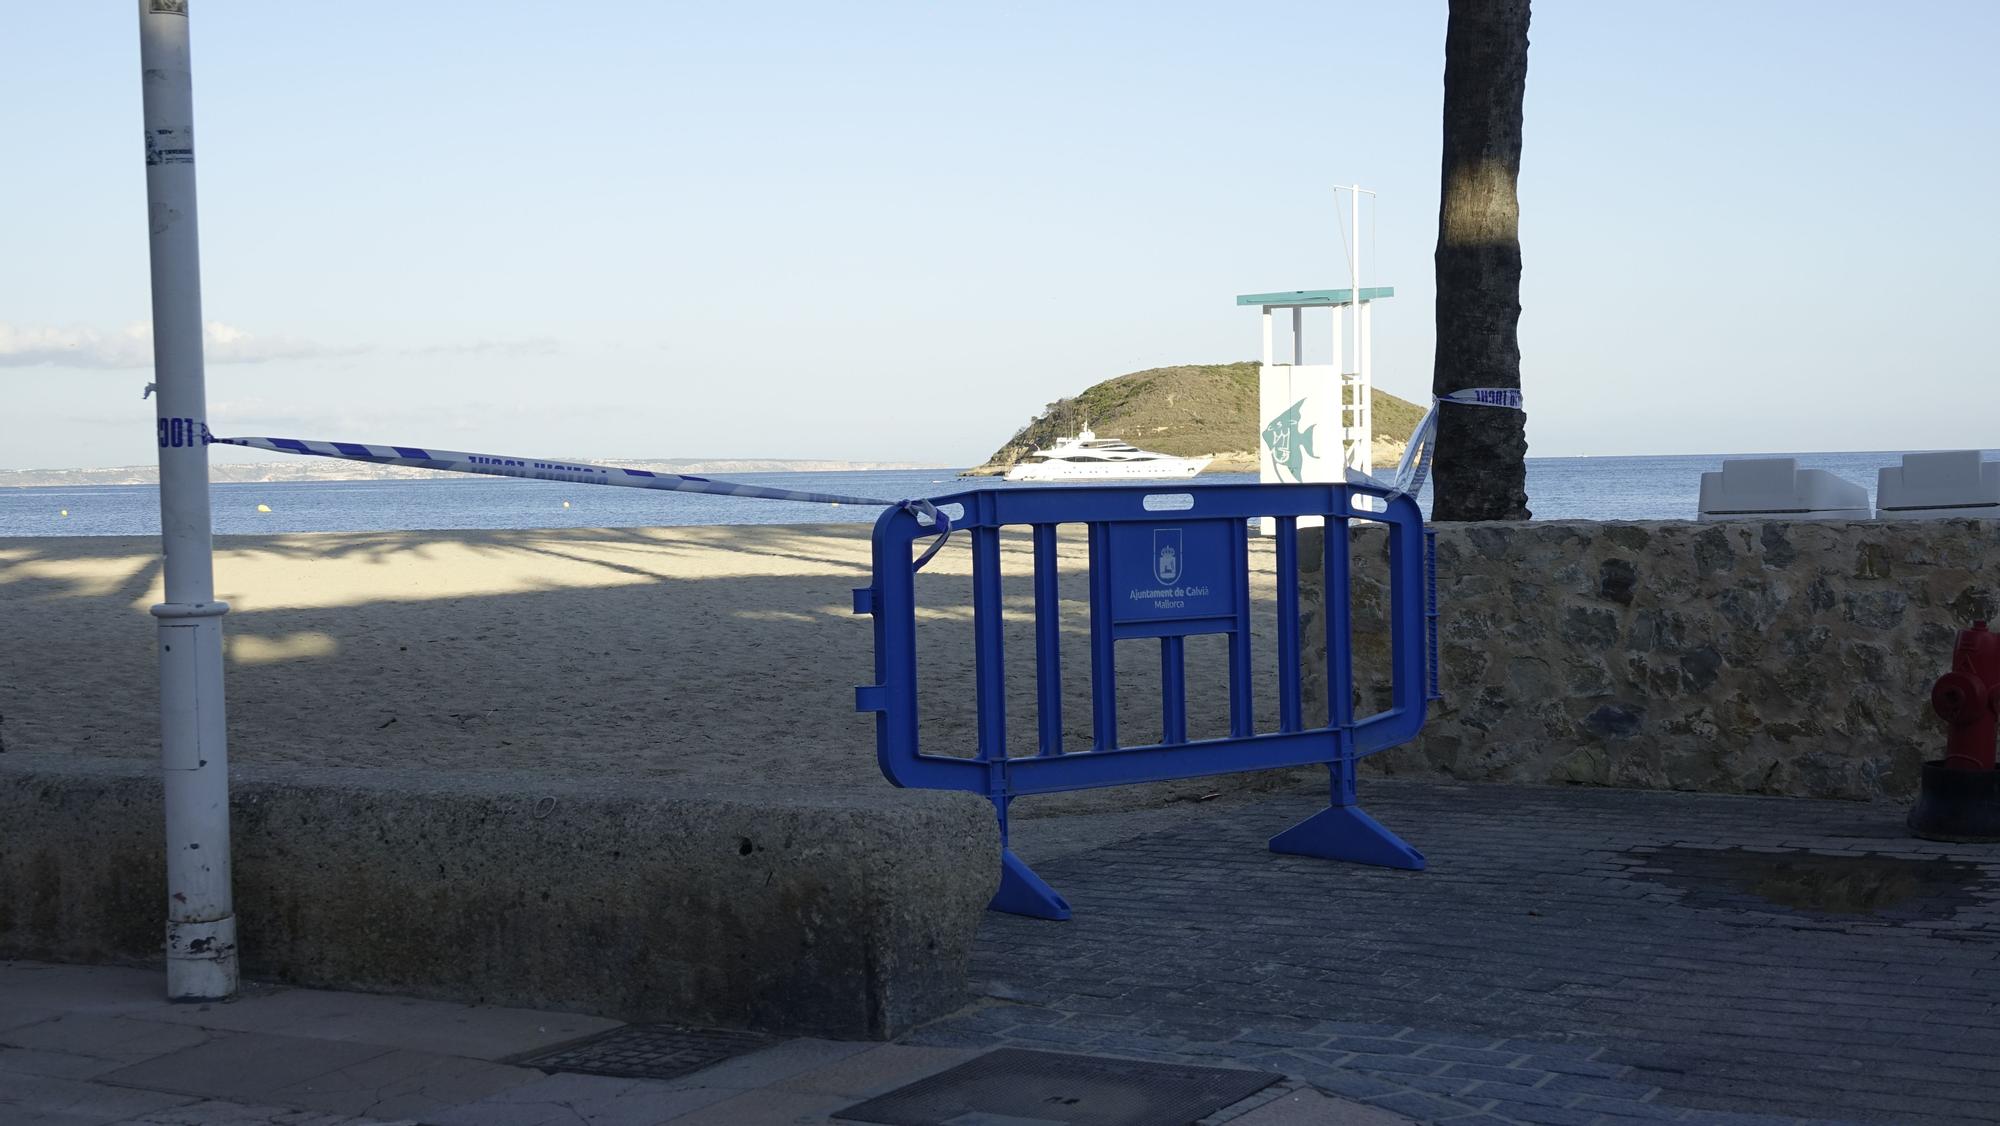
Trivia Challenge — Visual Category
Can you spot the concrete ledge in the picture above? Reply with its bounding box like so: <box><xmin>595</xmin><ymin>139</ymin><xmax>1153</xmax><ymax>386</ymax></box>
<box><xmin>0</xmin><ymin>756</ymin><xmax>997</xmax><ymax>1039</ymax></box>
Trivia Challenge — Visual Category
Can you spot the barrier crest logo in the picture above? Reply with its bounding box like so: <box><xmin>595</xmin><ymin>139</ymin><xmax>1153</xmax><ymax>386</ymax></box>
<box><xmin>1153</xmin><ymin>528</ymin><xmax>1183</xmax><ymax>585</ymax></box>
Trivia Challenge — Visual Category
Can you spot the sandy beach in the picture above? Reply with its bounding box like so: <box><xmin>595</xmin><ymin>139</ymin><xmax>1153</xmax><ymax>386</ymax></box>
<box><xmin>3</xmin><ymin>524</ymin><xmax>1320</xmax><ymax>803</ymax></box>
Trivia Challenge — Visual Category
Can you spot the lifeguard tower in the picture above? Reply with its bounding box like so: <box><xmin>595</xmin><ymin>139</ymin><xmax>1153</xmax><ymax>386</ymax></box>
<box><xmin>1236</xmin><ymin>186</ymin><xmax>1391</xmax><ymax>505</ymax></box>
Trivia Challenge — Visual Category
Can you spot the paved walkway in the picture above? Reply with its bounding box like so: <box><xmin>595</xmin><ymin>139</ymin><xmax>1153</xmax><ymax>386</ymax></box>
<box><xmin>5</xmin><ymin>780</ymin><xmax>1997</xmax><ymax>1125</ymax></box>
<box><xmin>0</xmin><ymin>959</ymin><xmax>1401</xmax><ymax>1125</ymax></box>
<box><xmin>921</xmin><ymin>780</ymin><xmax>2000</xmax><ymax>1125</ymax></box>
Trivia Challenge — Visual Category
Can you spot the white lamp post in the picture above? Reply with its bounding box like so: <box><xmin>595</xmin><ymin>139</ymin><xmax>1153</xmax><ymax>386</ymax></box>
<box><xmin>137</xmin><ymin>0</ymin><xmax>238</xmax><ymax>1000</ymax></box>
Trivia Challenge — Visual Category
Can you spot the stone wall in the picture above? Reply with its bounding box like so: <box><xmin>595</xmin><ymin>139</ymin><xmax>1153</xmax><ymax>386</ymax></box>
<box><xmin>0</xmin><ymin>756</ymin><xmax>997</xmax><ymax>1039</ymax></box>
<box><xmin>1313</xmin><ymin>519</ymin><xmax>2000</xmax><ymax>801</ymax></box>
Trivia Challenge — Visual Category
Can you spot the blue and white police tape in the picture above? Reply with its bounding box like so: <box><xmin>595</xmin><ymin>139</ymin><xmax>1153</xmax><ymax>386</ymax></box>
<box><xmin>215</xmin><ymin>435</ymin><xmax>957</xmax><ymax>562</ymax></box>
<box><xmin>1378</xmin><ymin>387</ymin><xmax>1526</xmax><ymax>496</ymax></box>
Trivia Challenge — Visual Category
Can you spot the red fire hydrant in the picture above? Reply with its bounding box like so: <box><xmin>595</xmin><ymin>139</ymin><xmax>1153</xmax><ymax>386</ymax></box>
<box><xmin>1910</xmin><ymin>620</ymin><xmax>2000</xmax><ymax>842</ymax></box>
<box><xmin>1931</xmin><ymin>621</ymin><xmax>2000</xmax><ymax>772</ymax></box>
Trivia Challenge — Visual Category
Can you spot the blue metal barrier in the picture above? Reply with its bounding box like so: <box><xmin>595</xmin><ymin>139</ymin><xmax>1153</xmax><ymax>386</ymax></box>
<box><xmin>853</xmin><ymin>481</ymin><xmax>1435</xmax><ymax>920</ymax></box>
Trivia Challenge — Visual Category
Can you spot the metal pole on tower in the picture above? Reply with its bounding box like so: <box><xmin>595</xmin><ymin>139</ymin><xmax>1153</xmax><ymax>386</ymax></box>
<box><xmin>1349</xmin><ymin>185</ymin><xmax>1361</xmax><ymax>316</ymax></box>
<box><xmin>1353</xmin><ymin>187</ymin><xmax>1372</xmax><ymax>477</ymax></box>
<box><xmin>1342</xmin><ymin>185</ymin><xmax>1370</xmax><ymax>474</ymax></box>
<box><xmin>136</xmin><ymin>0</ymin><xmax>238</xmax><ymax>1000</ymax></box>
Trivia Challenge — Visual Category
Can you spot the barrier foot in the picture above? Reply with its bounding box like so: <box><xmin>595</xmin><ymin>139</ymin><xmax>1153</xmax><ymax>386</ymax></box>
<box><xmin>990</xmin><ymin>849</ymin><xmax>1072</xmax><ymax>920</ymax></box>
<box><xmin>1269</xmin><ymin>804</ymin><xmax>1426</xmax><ymax>870</ymax></box>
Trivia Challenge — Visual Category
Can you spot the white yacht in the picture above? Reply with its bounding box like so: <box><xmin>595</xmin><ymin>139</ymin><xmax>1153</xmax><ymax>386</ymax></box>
<box><xmin>1004</xmin><ymin>429</ymin><xmax>1212</xmax><ymax>481</ymax></box>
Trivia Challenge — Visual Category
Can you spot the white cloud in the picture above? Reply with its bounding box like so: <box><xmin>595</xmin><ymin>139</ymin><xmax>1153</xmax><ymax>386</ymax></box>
<box><xmin>0</xmin><ymin>322</ymin><xmax>562</xmax><ymax>368</ymax></box>
<box><xmin>0</xmin><ymin>321</ymin><xmax>364</xmax><ymax>368</ymax></box>
<box><xmin>401</xmin><ymin>338</ymin><xmax>560</xmax><ymax>357</ymax></box>
<box><xmin>0</xmin><ymin>322</ymin><xmax>153</xmax><ymax>368</ymax></box>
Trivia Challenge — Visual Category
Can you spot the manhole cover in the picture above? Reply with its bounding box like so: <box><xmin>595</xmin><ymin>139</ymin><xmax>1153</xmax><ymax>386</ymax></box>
<box><xmin>835</xmin><ymin>1047</ymin><xmax>1280</xmax><ymax>1126</ymax></box>
<box><xmin>510</xmin><ymin>1023</ymin><xmax>773</xmax><ymax>1080</ymax></box>
<box><xmin>1631</xmin><ymin>847</ymin><xmax>1990</xmax><ymax>921</ymax></box>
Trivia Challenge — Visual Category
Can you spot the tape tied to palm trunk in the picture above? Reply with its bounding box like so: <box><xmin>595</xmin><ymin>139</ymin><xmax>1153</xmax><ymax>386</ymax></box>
<box><xmin>1344</xmin><ymin>387</ymin><xmax>1525</xmax><ymax>497</ymax></box>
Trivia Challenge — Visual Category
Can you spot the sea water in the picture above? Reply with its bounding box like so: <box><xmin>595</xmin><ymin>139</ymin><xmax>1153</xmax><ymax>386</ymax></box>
<box><xmin>2</xmin><ymin>451</ymin><xmax>1991</xmax><ymax>538</ymax></box>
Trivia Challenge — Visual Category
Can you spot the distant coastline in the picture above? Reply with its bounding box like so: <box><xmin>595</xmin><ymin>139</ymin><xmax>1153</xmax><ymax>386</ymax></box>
<box><xmin>0</xmin><ymin>457</ymin><xmax>951</xmax><ymax>489</ymax></box>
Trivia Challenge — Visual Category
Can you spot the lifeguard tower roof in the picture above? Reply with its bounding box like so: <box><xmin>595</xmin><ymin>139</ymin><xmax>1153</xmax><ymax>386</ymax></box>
<box><xmin>1235</xmin><ymin>286</ymin><xmax>1394</xmax><ymax>307</ymax></box>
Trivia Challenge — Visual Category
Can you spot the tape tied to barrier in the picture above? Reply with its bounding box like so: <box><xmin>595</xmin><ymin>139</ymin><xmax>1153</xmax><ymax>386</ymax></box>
<box><xmin>216</xmin><ymin>435</ymin><xmax>954</xmax><ymax>569</ymax></box>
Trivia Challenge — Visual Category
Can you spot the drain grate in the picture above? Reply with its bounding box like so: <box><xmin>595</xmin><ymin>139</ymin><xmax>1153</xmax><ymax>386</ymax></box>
<box><xmin>835</xmin><ymin>1047</ymin><xmax>1280</xmax><ymax>1126</ymax></box>
<box><xmin>510</xmin><ymin>1022</ymin><xmax>773</xmax><ymax>1081</ymax></box>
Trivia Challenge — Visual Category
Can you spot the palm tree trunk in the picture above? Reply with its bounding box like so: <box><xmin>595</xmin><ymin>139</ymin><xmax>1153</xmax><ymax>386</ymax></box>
<box><xmin>1431</xmin><ymin>0</ymin><xmax>1532</xmax><ymax>521</ymax></box>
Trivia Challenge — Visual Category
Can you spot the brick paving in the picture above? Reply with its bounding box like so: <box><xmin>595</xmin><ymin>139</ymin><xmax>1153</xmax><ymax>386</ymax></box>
<box><xmin>0</xmin><ymin>962</ymin><xmax>1394</xmax><ymax>1124</ymax></box>
<box><xmin>8</xmin><ymin>780</ymin><xmax>1999</xmax><ymax>1125</ymax></box>
<box><xmin>908</xmin><ymin>780</ymin><xmax>2000</xmax><ymax>1126</ymax></box>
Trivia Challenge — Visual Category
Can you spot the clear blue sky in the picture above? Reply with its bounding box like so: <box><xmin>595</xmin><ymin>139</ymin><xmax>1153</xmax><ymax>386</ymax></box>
<box><xmin>6</xmin><ymin>1</ymin><xmax>1995</xmax><ymax>470</ymax></box>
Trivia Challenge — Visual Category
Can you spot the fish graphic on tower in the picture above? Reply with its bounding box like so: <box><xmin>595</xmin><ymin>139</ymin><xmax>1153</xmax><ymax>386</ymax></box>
<box><xmin>1262</xmin><ymin>398</ymin><xmax>1317</xmax><ymax>483</ymax></box>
